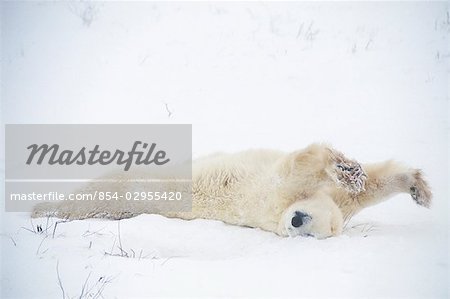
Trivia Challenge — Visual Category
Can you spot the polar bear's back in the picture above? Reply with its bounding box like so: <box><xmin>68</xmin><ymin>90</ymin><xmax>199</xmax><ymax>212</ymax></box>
<box><xmin>186</xmin><ymin>149</ymin><xmax>286</xmax><ymax>229</ymax></box>
<box><xmin>193</xmin><ymin>149</ymin><xmax>284</xmax><ymax>175</ymax></box>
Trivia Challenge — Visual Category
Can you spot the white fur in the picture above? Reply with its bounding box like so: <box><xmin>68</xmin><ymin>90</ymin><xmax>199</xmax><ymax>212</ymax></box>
<box><xmin>32</xmin><ymin>143</ymin><xmax>432</xmax><ymax>239</ymax></box>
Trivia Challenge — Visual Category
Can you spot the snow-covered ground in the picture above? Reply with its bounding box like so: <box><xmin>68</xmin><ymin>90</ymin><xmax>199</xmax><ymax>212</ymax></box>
<box><xmin>1</xmin><ymin>2</ymin><xmax>449</xmax><ymax>298</ymax></box>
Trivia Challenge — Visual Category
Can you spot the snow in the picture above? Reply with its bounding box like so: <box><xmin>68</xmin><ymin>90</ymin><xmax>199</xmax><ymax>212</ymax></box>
<box><xmin>1</xmin><ymin>1</ymin><xmax>449</xmax><ymax>298</ymax></box>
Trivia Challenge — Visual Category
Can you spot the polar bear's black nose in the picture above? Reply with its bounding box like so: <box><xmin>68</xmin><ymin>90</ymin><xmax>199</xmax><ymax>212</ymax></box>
<box><xmin>291</xmin><ymin>211</ymin><xmax>309</xmax><ymax>228</ymax></box>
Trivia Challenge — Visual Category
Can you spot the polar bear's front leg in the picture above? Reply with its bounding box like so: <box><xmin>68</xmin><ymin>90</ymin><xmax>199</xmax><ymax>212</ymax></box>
<box><xmin>277</xmin><ymin>190</ymin><xmax>344</xmax><ymax>239</ymax></box>
<box><xmin>282</xmin><ymin>143</ymin><xmax>367</xmax><ymax>194</ymax></box>
<box><xmin>353</xmin><ymin>161</ymin><xmax>432</xmax><ymax>210</ymax></box>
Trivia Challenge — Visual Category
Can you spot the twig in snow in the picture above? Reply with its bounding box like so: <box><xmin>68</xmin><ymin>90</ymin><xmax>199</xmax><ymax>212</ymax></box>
<box><xmin>117</xmin><ymin>220</ymin><xmax>127</xmax><ymax>257</ymax></box>
<box><xmin>104</xmin><ymin>221</ymin><xmax>154</xmax><ymax>259</ymax></box>
<box><xmin>57</xmin><ymin>261</ymin><xmax>114</xmax><ymax>299</ymax></box>
<box><xmin>9</xmin><ymin>236</ymin><xmax>17</xmax><ymax>246</ymax></box>
<box><xmin>296</xmin><ymin>22</ymin><xmax>304</xmax><ymax>39</ymax></box>
<box><xmin>305</xmin><ymin>21</ymin><xmax>319</xmax><ymax>41</ymax></box>
<box><xmin>36</xmin><ymin>235</ymin><xmax>48</xmax><ymax>255</ymax></box>
<box><xmin>160</xmin><ymin>256</ymin><xmax>173</xmax><ymax>266</ymax></box>
<box><xmin>365</xmin><ymin>38</ymin><xmax>372</xmax><ymax>50</ymax></box>
<box><xmin>164</xmin><ymin>102</ymin><xmax>173</xmax><ymax>118</ymax></box>
<box><xmin>68</xmin><ymin>2</ymin><xmax>99</xmax><ymax>27</ymax></box>
<box><xmin>20</xmin><ymin>226</ymin><xmax>36</xmax><ymax>234</ymax></box>
<box><xmin>89</xmin><ymin>275</ymin><xmax>115</xmax><ymax>299</ymax></box>
<box><xmin>139</xmin><ymin>54</ymin><xmax>150</xmax><ymax>65</ymax></box>
<box><xmin>82</xmin><ymin>226</ymin><xmax>106</xmax><ymax>237</ymax></box>
<box><xmin>0</xmin><ymin>234</ymin><xmax>17</xmax><ymax>246</ymax></box>
<box><xmin>79</xmin><ymin>272</ymin><xmax>92</xmax><ymax>299</ymax></box>
<box><xmin>345</xmin><ymin>222</ymin><xmax>378</xmax><ymax>237</ymax></box>
<box><xmin>297</xmin><ymin>21</ymin><xmax>319</xmax><ymax>41</ymax></box>
<box><xmin>52</xmin><ymin>220</ymin><xmax>72</xmax><ymax>239</ymax></box>
<box><xmin>56</xmin><ymin>261</ymin><xmax>66</xmax><ymax>299</ymax></box>
<box><xmin>160</xmin><ymin>255</ymin><xmax>187</xmax><ymax>266</ymax></box>
<box><xmin>20</xmin><ymin>218</ymin><xmax>37</xmax><ymax>234</ymax></box>
<box><xmin>22</xmin><ymin>217</ymin><xmax>56</xmax><ymax>237</ymax></box>
<box><xmin>43</xmin><ymin>216</ymin><xmax>55</xmax><ymax>235</ymax></box>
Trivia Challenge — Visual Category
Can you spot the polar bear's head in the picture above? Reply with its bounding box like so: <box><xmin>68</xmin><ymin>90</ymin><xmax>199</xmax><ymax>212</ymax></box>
<box><xmin>278</xmin><ymin>192</ymin><xmax>343</xmax><ymax>239</ymax></box>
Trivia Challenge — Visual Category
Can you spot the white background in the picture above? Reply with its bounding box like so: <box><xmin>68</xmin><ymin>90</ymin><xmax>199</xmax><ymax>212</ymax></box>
<box><xmin>1</xmin><ymin>2</ymin><xmax>449</xmax><ymax>298</ymax></box>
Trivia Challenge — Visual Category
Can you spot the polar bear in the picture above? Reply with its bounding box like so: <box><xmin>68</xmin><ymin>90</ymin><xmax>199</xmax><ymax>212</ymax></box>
<box><xmin>32</xmin><ymin>143</ymin><xmax>432</xmax><ymax>239</ymax></box>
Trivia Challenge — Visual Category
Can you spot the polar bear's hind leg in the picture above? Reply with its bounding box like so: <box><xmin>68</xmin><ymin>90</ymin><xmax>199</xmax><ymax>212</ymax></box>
<box><xmin>348</xmin><ymin>161</ymin><xmax>432</xmax><ymax>214</ymax></box>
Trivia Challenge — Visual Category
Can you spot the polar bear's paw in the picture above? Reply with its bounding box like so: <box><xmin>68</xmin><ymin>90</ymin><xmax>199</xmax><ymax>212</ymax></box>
<box><xmin>327</xmin><ymin>149</ymin><xmax>367</xmax><ymax>194</ymax></box>
<box><xmin>409</xmin><ymin>170</ymin><xmax>432</xmax><ymax>208</ymax></box>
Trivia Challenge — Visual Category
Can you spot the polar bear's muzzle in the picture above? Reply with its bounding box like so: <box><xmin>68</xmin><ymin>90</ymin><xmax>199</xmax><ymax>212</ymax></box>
<box><xmin>278</xmin><ymin>192</ymin><xmax>344</xmax><ymax>239</ymax></box>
